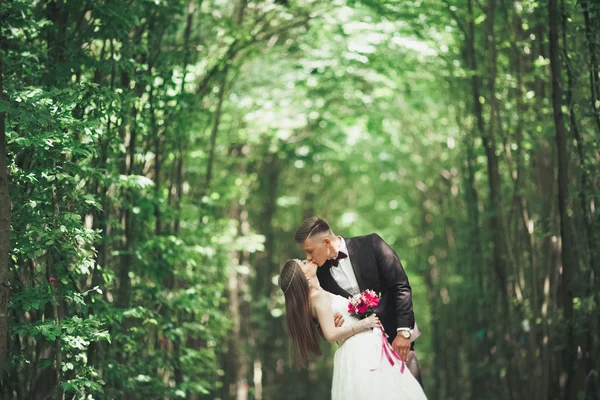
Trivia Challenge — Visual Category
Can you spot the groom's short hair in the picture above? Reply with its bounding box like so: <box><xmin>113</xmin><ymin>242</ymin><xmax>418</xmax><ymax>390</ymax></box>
<box><xmin>295</xmin><ymin>216</ymin><xmax>333</xmax><ymax>242</ymax></box>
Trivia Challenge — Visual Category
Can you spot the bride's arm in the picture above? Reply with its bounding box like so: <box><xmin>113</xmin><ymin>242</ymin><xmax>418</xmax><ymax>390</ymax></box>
<box><xmin>313</xmin><ymin>292</ymin><xmax>378</xmax><ymax>343</ymax></box>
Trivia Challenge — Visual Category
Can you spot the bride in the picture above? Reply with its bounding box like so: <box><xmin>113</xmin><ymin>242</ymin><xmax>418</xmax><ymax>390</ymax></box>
<box><xmin>279</xmin><ymin>259</ymin><xmax>428</xmax><ymax>400</ymax></box>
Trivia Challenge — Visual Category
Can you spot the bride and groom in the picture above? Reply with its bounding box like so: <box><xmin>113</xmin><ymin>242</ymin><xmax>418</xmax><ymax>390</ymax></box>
<box><xmin>279</xmin><ymin>216</ymin><xmax>427</xmax><ymax>399</ymax></box>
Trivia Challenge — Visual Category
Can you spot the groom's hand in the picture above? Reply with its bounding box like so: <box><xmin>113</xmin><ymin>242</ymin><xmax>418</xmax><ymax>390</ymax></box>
<box><xmin>333</xmin><ymin>313</ymin><xmax>344</xmax><ymax>327</ymax></box>
<box><xmin>317</xmin><ymin>314</ymin><xmax>343</xmax><ymax>339</ymax></box>
<box><xmin>392</xmin><ymin>334</ymin><xmax>411</xmax><ymax>362</ymax></box>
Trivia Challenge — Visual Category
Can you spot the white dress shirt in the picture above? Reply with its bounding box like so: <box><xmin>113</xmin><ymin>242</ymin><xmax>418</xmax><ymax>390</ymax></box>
<box><xmin>329</xmin><ymin>237</ymin><xmax>361</xmax><ymax>296</ymax></box>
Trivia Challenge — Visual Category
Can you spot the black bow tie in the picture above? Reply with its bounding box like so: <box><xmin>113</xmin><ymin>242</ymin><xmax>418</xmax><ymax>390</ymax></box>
<box><xmin>329</xmin><ymin>251</ymin><xmax>348</xmax><ymax>266</ymax></box>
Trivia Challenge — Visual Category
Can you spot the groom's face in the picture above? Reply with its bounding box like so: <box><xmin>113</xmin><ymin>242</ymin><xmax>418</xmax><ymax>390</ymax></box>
<box><xmin>301</xmin><ymin>235</ymin><xmax>330</xmax><ymax>267</ymax></box>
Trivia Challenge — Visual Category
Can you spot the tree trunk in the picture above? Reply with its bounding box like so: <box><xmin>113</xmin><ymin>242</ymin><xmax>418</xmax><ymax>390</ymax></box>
<box><xmin>48</xmin><ymin>185</ymin><xmax>64</xmax><ymax>400</ymax></box>
<box><xmin>548</xmin><ymin>0</ymin><xmax>576</xmax><ymax>397</ymax></box>
<box><xmin>199</xmin><ymin>69</ymin><xmax>228</xmax><ymax>215</ymax></box>
<box><xmin>502</xmin><ymin>2</ymin><xmax>541</xmax><ymax>396</ymax></box>
<box><xmin>464</xmin><ymin>0</ymin><xmax>506</xmax><ymax>394</ymax></box>
<box><xmin>562</xmin><ymin>2</ymin><xmax>599</xmax><ymax>386</ymax></box>
<box><xmin>228</xmin><ymin>202</ymin><xmax>249</xmax><ymax>400</ymax></box>
<box><xmin>579</xmin><ymin>0</ymin><xmax>600</xmax><ymax>299</ymax></box>
<box><xmin>531</xmin><ymin>6</ymin><xmax>554</xmax><ymax>398</ymax></box>
<box><xmin>0</xmin><ymin>34</ymin><xmax>11</xmax><ymax>378</ymax></box>
<box><xmin>459</xmin><ymin>121</ymin><xmax>489</xmax><ymax>398</ymax></box>
<box><xmin>484</xmin><ymin>0</ymin><xmax>518</xmax><ymax>397</ymax></box>
<box><xmin>117</xmin><ymin>77</ymin><xmax>141</xmax><ymax>311</ymax></box>
<box><xmin>580</xmin><ymin>0</ymin><xmax>600</xmax><ymax>134</ymax></box>
<box><xmin>116</xmin><ymin>20</ymin><xmax>148</xmax><ymax>311</ymax></box>
<box><xmin>484</xmin><ymin>0</ymin><xmax>510</xmax><ymax>319</ymax></box>
<box><xmin>173</xmin><ymin>146</ymin><xmax>184</xmax><ymax>235</ymax></box>
<box><xmin>151</xmin><ymin>87</ymin><xmax>162</xmax><ymax>236</ymax></box>
<box><xmin>205</xmin><ymin>75</ymin><xmax>226</xmax><ymax>192</ymax></box>
<box><xmin>253</xmin><ymin>153</ymin><xmax>281</xmax><ymax>392</ymax></box>
<box><xmin>46</xmin><ymin>0</ymin><xmax>68</xmax><ymax>86</ymax></box>
<box><xmin>417</xmin><ymin>187</ymin><xmax>444</xmax><ymax>398</ymax></box>
<box><xmin>173</xmin><ymin>0</ymin><xmax>198</xmax><ymax>234</ymax></box>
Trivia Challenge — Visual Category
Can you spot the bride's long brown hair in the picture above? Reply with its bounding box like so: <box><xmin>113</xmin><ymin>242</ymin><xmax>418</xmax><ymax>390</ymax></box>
<box><xmin>279</xmin><ymin>259</ymin><xmax>321</xmax><ymax>368</ymax></box>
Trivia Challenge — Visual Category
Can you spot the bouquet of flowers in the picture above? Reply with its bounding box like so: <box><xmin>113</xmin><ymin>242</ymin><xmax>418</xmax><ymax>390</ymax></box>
<box><xmin>347</xmin><ymin>289</ymin><xmax>380</xmax><ymax>320</ymax></box>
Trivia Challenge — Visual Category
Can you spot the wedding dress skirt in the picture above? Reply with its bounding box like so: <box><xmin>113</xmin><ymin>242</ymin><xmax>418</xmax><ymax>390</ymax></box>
<box><xmin>330</xmin><ymin>294</ymin><xmax>428</xmax><ymax>400</ymax></box>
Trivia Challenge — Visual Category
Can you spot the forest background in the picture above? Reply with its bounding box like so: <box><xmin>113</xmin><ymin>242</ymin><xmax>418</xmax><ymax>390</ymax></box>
<box><xmin>0</xmin><ymin>0</ymin><xmax>599</xmax><ymax>399</ymax></box>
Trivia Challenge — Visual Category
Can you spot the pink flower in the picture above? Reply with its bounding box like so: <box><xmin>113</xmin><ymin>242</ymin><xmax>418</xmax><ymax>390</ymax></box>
<box><xmin>357</xmin><ymin>303</ymin><xmax>368</xmax><ymax>314</ymax></box>
<box><xmin>364</xmin><ymin>290</ymin><xmax>375</xmax><ymax>301</ymax></box>
<box><xmin>348</xmin><ymin>290</ymin><xmax>381</xmax><ymax>319</ymax></box>
<box><xmin>363</xmin><ymin>291</ymin><xmax>380</xmax><ymax>307</ymax></box>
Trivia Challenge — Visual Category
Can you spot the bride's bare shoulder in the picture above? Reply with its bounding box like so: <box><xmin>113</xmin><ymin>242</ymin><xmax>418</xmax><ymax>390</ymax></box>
<box><xmin>310</xmin><ymin>289</ymin><xmax>331</xmax><ymax>306</ymax></box>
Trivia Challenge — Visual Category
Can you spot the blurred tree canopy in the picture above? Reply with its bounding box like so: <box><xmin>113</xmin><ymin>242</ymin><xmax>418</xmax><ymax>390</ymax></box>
<box><xmin>0</xmin><ymin>0</ymin><xmax>598</xmax><ymax>399</ymax></box>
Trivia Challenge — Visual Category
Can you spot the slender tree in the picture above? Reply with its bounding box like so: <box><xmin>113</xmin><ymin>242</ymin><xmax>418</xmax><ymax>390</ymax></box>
<box><xmin>548</xmin><ymin>0</ymin><xmax>576</xmax><ymax>397</ymax></box>
<box><xmin>0</xmin><ymin>29</ymin><xmax>10</xmax><ymax>378</ymax></box>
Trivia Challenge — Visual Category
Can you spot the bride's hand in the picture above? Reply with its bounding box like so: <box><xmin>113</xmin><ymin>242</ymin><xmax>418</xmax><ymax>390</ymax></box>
<box><xmin>362</xmin><ymin>314</ymin><xmax>380</xmax><ymax>330</ymax></box>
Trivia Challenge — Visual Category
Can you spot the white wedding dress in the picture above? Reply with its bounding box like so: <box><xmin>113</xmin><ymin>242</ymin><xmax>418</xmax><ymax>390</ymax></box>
<box><xmin>330</xmin><ymin>294</ymin><xmax>428</xmax><ymax>400</ymax></box>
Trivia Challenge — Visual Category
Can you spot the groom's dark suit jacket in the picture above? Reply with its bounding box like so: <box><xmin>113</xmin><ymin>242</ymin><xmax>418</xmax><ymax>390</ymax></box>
<box><xmin>317</xmin><ymin>234</ymin><xmax>417</xmax><ymax>345</ymax></box>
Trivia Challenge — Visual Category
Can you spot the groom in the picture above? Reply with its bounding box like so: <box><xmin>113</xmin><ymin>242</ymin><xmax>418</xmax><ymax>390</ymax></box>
<box><xmin>295</xmin><ymin>216</ymin><xmax>423</xmax><ymax>386</ymax></box>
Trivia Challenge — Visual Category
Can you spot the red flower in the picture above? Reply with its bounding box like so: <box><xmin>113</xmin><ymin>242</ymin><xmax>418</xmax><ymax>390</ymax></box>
<box><xmin>357</xmin><ymin>302</ymin><xmax>368</xmax><ymax>314</ymax></box>
<box><xmin>49</xmin><ymin>277</ymin><xmax>58</xmax><ymax>285</ymax></box>
<box><xmin>364</xmin><ymin>291</ymin><xmax>380</xmax><ymax>307</ymax></box>
<box><xmin>348</xmin><ymin>290</ymin><xmax>381</xmax><ymax>319</ymax></box>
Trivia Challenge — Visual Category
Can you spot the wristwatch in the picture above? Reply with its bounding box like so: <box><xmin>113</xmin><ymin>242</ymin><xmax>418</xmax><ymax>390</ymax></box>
<box><xmin>400</xmin><ymin>330</ymin><xmax>411</xmax><ymax>339</ymax></box>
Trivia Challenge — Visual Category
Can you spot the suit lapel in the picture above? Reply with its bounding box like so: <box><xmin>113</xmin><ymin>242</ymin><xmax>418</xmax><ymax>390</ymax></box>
<box><xmin>344</xmin><ymin>236</ymin><xmax>367</xmax><ymax>290</ymax></box>
<box><xmin>318</xmin><ymin>263</ymin><xmax>352</xmax><ymax>298</ymax></box>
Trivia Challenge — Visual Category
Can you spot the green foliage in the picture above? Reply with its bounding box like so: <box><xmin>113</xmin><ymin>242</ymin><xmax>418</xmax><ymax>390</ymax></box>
<box><xmin>2</xmin><ymin>0</ymin><xmax>599</xmax><ymax>399</ymax></box>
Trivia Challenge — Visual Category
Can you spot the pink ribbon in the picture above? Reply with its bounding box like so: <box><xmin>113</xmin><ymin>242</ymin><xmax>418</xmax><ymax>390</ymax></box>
<box><xmin>370</xmin><ymin>328</ymin><xmax>405</xmax><ymax>374</ymax></box>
